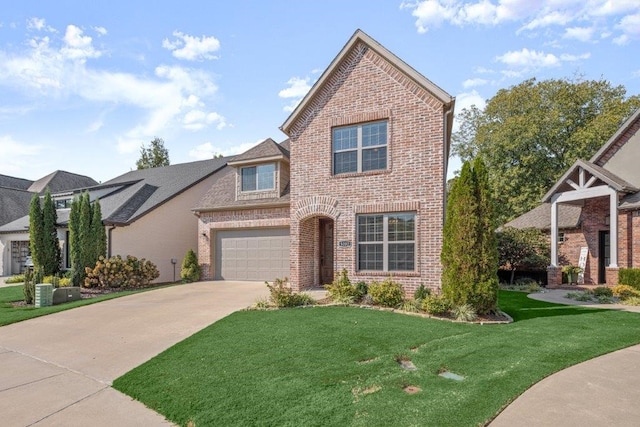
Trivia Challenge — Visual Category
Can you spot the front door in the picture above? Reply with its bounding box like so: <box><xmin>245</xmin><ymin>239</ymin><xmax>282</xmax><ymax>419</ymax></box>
<box><xmin>598</xmin><ymin>230</ymin><xmax>610</xmax><ymax>284</ymax></box>
<box><xmin>319</xmin><ymin>219</ymin><xmax>334</xmax><ymax>285</ymax></box>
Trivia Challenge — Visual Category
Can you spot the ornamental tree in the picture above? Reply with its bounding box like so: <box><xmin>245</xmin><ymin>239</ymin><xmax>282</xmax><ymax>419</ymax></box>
<box><xmin>498</xmin><ymin>227</ymin><xmax>550</xmax><ymax>285</ymax></box>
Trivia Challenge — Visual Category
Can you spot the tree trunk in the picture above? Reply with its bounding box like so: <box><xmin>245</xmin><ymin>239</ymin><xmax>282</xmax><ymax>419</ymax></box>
<box><xmin>510</xmin><ymin>268</ymin><xmax>516</xmax><ymax>285</ymax></box>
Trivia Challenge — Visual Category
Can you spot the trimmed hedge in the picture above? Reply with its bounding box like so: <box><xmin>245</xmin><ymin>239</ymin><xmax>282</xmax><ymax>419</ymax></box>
<box><xmin>619</xmin><ymin>268</ymin><xmax>640</xmax><ymax>290</ymax></box>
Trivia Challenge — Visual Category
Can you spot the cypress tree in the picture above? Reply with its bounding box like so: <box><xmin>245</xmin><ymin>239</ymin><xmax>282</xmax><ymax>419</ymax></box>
<box><xmin>441</xmin><ymin>159</ymin><xmax>498</xmax><ymax>314</ymax></box>
<box><xmin>29</xmin><ymin>194</ymin><xmax>44</xmax><ymax>271</ymax></box>
<box><xmin>90</xmin><ymin>198</ymin><xmax>106</xmax><ymax>262</ymax></box>
<box><xmin>78</xmin><ymin>192</ymin><xmax>93</xmax><ymax>283</ymax></box>
<box><xmin>41</xmin><ymin>188</ymin><xmax>61</xmax><ymax>275</ymax></box>
<box><xmin>69</xmin><ymin>195</ymin><xmax>82</xmax><ymax>286</ymax></box>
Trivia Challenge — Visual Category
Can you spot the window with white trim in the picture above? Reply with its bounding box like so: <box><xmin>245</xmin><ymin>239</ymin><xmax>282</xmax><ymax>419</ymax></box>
<box><xmin>333</xmin><ymin>121</ymin><xmax>387</xmax><ymax>175</ymax></box>
<box><xmin>241</xmin><ymin>163</ymin><xmax>275</xmax><ymax>192</ymax></box>
<box><xmin>357</xmin><ymin>213</ymin><xmax>415</xmax><ymax>271</ymax></box>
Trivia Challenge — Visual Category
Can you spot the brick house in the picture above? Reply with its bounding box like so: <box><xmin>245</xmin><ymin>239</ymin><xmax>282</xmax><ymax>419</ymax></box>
<box><xmin>194</xmin><ymin>30</ymin><xmax>455</xmax><ymax>293</ymax></box>
<box><xmin>504</xmin><ymin>108</ymin><xmax>640</xmax><ymax>287</ymax></box>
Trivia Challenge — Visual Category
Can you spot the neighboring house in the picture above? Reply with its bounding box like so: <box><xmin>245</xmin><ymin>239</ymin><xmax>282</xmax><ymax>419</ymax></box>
<box><xmin>505</xmin><ymin>108</ymin><xmax>640</xmax><ymax>286</ymax></box>
<box><xmin>194</xmin><ymin>29</ymin><xmax>455</xmax><ymax>293</ymax></box>
<box><xmin>0</xmin><ymin>171</ymin><xmax>98</xmax><ymax>274</ymax></box>
<box><xmin>0</xmin><ymin>159</ymin><xmax>227</xmax><ymax>282</ymax></box>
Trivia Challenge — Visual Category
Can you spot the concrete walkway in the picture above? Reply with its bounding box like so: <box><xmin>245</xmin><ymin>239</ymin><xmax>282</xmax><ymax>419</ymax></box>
<box><xmin>491</xmin><ymin>289</ymin><xmax>640</xmax><ymax>426</ymax></box>
<box><xmin>0</xmin><ymin>281</ymin><xmax>268</xmax><ymax>427</ymax></box>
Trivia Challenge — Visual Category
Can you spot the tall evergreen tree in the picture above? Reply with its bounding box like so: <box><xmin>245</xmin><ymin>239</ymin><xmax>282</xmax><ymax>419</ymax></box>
<box><xmin>69</xmin><ymin>195</ymin><xmax>83</xmax><ymax>286</ymax></box>
<box><xmin>90</xmin><ymin>198</ymin><xmax>106</xmax><ymax>261</ymax></box>
<box><xmin>78</xmin><ymin>192</ymin><xmax>93</xmax><ymax>283</ymax></box>
<box><xmin>28</xmin><ymin>194</ymin><xmax>44</xmax><ymax>270</ymax></box>
<box><xmin>136</xmin><ymin>137</ymin><xmax>170</xmax><ymax>169</ymax></box>
<box><xmin>441</xmin><ymin>160</ymin><xmax>498</xmax><ymax>314</ymax></box>
<box><xmin>41</xmin><ymin>188</ymin><xmax>61</xmax><ymax>275</ymax></box>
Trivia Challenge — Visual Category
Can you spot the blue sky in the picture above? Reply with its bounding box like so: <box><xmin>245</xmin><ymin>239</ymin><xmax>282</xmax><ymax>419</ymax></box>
<box><xmin>1</xmin><ymin>1</ymin><xmax>639</xmax><ymax>182</ymax></box>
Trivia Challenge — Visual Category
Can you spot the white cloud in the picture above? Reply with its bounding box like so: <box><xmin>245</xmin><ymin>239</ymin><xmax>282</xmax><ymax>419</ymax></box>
<box><xmin>162</xmin><ymin>31</ymin><xmax>220</xmax><ymax>61</ymax></box>
<box><xmin>559</xmin><ymin>52</ymin><xmax>591</xmax><ymax>61</ymax></box>
<box><xmin>278</xmin><ymin>76</ymin><xmax>312</xmax><ymax>112</ymax></box>
<box><xmin>402</xmin><ymin>0</ymin><xmax>640</xmax><ymax>44</ymax></box>
<box><xmin>496</xmin><ymin>48</ymin><xmax>560</xmax><ymax>68</ymax></box>
<box><xmin>188</xmin><ymin>140</ymin><xmax>260</xmax><ymax>160</ymax></box>
<box><xmin>27</xmin><ymin>17</ymin><xmax>56</xmax><ymax>32</ymax></box>
<box><xmin>563</xmin><ymin>26</ymin><xmax>595</xmax><ymax>42</ymax></box>
<box><xmin>61</xmin><ymin>25</ymin><xmax>102</xmax><ymax>60</ymax></box>
<box><xmin>0</xmin><ymin>135</ymin><xmax>45</xmax><ymax>174</ymax></box>
<box><xmin>452</xmin><ymin>90</ymin><xmax>486</xmax><ymax>132</ymax></box>
<box><xmin>93</xmin><ymin>26</ymin><xmax>107</xmax><ymax>36</ymax></box>
<box><xmin>182</xmin><ymin>109</ymin><xmax>227</xmax><ymax>131</ymax></box>
<box><xmin>462</xmin><ymin>78</ymin><xmax>488</xmax><ymax>88</ymax></box>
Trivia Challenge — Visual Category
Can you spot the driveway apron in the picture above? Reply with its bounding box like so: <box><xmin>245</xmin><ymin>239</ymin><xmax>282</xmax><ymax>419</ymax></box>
<box><xmin>0</xmin><ymin>281</ymin><xmax>268</xmax><ymax>427</ymax></box>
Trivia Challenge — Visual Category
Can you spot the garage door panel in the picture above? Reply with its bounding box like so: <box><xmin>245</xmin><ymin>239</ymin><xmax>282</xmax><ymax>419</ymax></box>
<box><xmin>215</xmin><ymin>228</ymin><xmax>290</xmax><ymax>281</ymax></box>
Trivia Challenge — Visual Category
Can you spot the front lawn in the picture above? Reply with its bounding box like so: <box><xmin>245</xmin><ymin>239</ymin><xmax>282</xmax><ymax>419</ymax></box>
<box><xmin>114</xmin><ymin>291</ymin><xmax>640</xmax><ymax>426</ymax></box>
<box><xmin>0</xmin><ymin>284</ymin><xmax>170</xmax><ymax>326</ymax></box>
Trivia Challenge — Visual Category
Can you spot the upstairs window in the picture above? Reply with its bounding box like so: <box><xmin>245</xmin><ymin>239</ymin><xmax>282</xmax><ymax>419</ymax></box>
<box><xmin>333</xmin><ymin>121</ymin><xmax>387</xmax><ymax>175</ymax></box>
<box><xmin>357</xmin><ymin>212</ymin><xmax>415</xmax><ymax>272</ymax></box>
<box><xmin>54</xmin><ymin>198</ymin><xmax>72</xmax><ymax>209</ymax></box>
<box><xmin>241</xmin><ymin>163</ymin><xmax>275</xmax><ymax>192</ymax></box>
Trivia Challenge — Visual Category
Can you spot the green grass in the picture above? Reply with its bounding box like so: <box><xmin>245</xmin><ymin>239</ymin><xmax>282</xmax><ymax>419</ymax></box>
<box><xmin>0</xmin><ymin>284</ymin><xmax>170</xmax><ymax>326</ymax></box>
<box><xmin>113</xmin><ymin>291</ymin><xmax>640</xmax><ymax>427</ymax></box>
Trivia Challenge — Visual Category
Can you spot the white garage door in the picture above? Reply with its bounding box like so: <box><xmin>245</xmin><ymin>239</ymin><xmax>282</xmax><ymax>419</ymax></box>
<box><xmin>214</xmin><ymin>228</ymin><xmax>290</xmax><ymax>281</ymax></box>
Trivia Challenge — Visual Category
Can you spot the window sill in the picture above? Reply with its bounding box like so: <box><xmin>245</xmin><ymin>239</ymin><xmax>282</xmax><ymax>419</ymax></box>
<box><xmin>332</xmin><ymin>169</ymin><xmax>390</xmax><ymax>179</ymax></box>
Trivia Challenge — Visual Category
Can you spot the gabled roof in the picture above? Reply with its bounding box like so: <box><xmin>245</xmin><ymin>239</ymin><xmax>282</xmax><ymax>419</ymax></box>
<box><xmin>542</xmin><ymin>159</ymin><xmax>638</xmax><ymax>203</ymax></box>
<box><xmin>227</xmin><ymin>138</ymin><xmax>289</xmax><ymax>166</ymax></box>
<box><xmin>0</xmin><ymin>187</ymin><xmax>33</xmax><ymax>227</ymax></box>
<box><xmin>192</xmin><ymin>165</ymin><xmax>289</xmax><ymax>212</ymax></box>
<box><xmin>503</xmin><ymin>203</ymin><xmax>583</xmax><ymax>231</ymax></box>
<box><xmin>28</xmin><ymin>170</ymin><xmax>98</xmax><ymax>194</ymax></box>
<box><xmin>280</xmin><ymin>29</ymin><xmax>454</xmax><ymax>136</ymax></box>
<box><xmin>0</xmin><ymin>174</ymin><xmax>33</xmax><ymax>190</ymax></box>
<box><xmin>590</xmin><ymin>108</ymin><xmax>640</xmax><ymax>165</ymax></box>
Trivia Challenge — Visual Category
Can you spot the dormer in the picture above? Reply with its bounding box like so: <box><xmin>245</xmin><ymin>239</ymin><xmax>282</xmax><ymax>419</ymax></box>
<box><xmin>227</xmin><ymin>138</ymin><xmax>290</xmax><ymax>201</ymax></box>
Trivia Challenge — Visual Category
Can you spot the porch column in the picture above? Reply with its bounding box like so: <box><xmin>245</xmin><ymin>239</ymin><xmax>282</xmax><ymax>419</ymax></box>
<box><xmin>609</xmin><ymin>189</ymin><xmax>618</xmax><ymax>268</ymax></box>
<box><xmin>550</xmin><ymin>198</ymin><xmax>558</xmax><ymax>267</ymax></box>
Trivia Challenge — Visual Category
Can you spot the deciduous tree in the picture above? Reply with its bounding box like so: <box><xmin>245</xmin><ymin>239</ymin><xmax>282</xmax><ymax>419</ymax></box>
<box><xmin>498</xmin><ymin>227</ymin><xmax>550</xmax><ymax>285</ymax></box>
<box><xmin>136</xmin><ymin>137</ymin><xmax>170</xmax><ymax>169</ymax></box>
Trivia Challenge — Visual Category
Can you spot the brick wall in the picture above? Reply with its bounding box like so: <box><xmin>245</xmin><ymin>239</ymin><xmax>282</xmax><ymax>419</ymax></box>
<box><xmin>197</xmin><ymin>207</ymin><xmax>290</xmax><ymax>279</ymax></box>
<box><xmin>288</xmin><ymin>42</ymin><xmax>447</xmax><ymax>294</ymax></box>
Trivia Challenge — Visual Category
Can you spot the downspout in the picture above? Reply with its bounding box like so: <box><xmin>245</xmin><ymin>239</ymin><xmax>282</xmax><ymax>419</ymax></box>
<box><xmin>442</xmin><ymin>103</ymin><xmax>455</xmax><ymax>226</ymax></box>
<box><xmin>107</xmin><ymin>226</ymin><xmax>116</xmax><ymax>258</ymax></box>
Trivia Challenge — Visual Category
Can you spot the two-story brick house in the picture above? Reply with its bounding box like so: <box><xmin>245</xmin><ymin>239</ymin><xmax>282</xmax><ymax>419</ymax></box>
<box><xmin>194</xmin><ymin>29</ymin><xmax>455</xmax><ymax>293</ymax></box>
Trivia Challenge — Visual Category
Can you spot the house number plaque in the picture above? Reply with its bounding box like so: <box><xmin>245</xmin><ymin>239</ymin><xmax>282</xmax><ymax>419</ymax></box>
<box><xmin>338</xmin><ymin>241</ymin><xmax>352</xmax><ymax>248</ymax></box>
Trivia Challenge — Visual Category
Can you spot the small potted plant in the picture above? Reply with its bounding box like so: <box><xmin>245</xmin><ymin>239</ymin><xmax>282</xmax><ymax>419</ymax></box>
<box><xmin>562</xmin><ymin>265</ymin><xmax>583</xmax><ymax>285</ymax></box>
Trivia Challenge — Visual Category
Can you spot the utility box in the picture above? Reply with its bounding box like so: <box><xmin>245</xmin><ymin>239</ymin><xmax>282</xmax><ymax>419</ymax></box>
<box><xmin>52</xmin><ymin>287</ymin><xmax>82</xmax><ymax>305</ymax></box>
<box><xmin>35</xmin><ymin>284</ymin><xmax>53</xmax><ymax>308</ymax></box>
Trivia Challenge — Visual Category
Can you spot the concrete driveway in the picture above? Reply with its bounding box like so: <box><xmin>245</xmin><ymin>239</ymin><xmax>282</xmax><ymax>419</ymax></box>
<box><xmin>0</xmin><ymin>281</ymin><xmax>268</xmax><ymax>426</ymax></box>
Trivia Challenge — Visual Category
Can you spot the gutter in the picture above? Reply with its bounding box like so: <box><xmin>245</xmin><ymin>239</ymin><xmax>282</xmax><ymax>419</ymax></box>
<box><xmin>107</xmin><ymin>226</ymin><xmax>116</xmax><ymax>258</ymax></box>
<box><xmin>442</xmin><ymin>102</ymin><xmax>455</xmax><ymax>225</ymax></box>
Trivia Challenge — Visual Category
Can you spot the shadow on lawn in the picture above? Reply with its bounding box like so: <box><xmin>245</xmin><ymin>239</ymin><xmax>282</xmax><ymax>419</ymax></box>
<box><xmin>498</xmin><ymin>290</ymin><xmax>609</xmax><ymax>322</ymax></box>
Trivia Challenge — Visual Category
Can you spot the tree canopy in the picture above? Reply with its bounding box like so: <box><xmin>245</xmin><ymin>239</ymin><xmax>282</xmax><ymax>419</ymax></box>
<box><xmin>452</xmin><ymin>77</ymin><xmax>640</xmax><ymax>224</ymax></box>
<box><xmin>136</xmin><ymin>137</ymin><xmax>170</xmax><ymax>169</ymax></box>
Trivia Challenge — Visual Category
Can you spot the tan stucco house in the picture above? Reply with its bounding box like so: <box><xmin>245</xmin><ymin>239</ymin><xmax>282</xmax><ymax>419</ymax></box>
<box><xmin>194</xmin><ymin>29</ymin><xmax>455</xmax><ymax>293</ymax></box>
<box><xmin>505</xmin><ymin>108</ymin><xmax>640</xmax><ymax>286</ymax></box>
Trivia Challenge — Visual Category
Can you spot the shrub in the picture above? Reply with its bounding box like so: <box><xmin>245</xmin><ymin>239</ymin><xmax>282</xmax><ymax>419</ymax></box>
<box><xmin>355</xmin><ymin>281</ymin><xmax>368</xmax><ymax>300</ymax></box>
<box><xmin>6</xmin><ymin>274</ymin><xmax>25</xmax><ymax>284</ymax></box>
<box><xmin>453</xmin><ymin>304</ymin><xmax>477</xmax><ymax>322</ymax></box>
<box><xmin>414</xmin><ymin>284</ymin><xmax>431</xmax><ymax>301</ymax></box>
<box><xmin>265</xmin><ymin>278</ymin><xmax>315</xmax><ymax>308</ymax></box>
<box><xmin>612</xmin><ymin>284</ymin><xmax>640</xmax><ymax>300</ymax></box>
<box><xmin>565</xmin><ymin>291</ymin><xmax>592</xmax><ymax>302</ymax></box>
<box><xmin>399</xmin><ymin>299</ymin><xmax>420</xmax><ymax>313</ymax></box>
<box><xmin>622</xmin><ymin>296</ymin><xmax>640</xmax><ymax>306</ymax></box>
<box><xmin>591</xmin><ymin>286</ymin><xmax>613</xmax><ymax>298</ymax></box>
<box><xmin>253</xmin><ymin>297</ymin><xmax>270</xmax><ymax>310</ymax></box>
<box><xmin>596</xmin><ymin>295</ymin><xmax>614</xmax><ymax>304</ymax></box>
<box><xmin>324</xmin><ymin>269</ymin><xmax>359</xmax><ymax>304</ymax></box>
<box><xmin>23</xmin><ymin>270</ymin><xmax>35</xmax><ymax>305</ymax></box>
<box><xmin>368</xmin><ymin>278</ymin><xmax>404</xmax><ymax>307</ymax></box>
<box><xmin>422</xmin><ymin>294</ymin><xmax>451</xmax><ymax>315</ymax></box>
<box><xmin>84</xmin><ymin>255</ymin><xmax>159</xmax><ymax>288</ymax></box>
<box><xmin>180</xmin><ymin>249</ymin><xmax>201</xmax><ymax>283</ymax></box>
<box><xmin>619</xmin><ymin>268</ymin><xmax>640</xmax><ymax>290</ymax></box>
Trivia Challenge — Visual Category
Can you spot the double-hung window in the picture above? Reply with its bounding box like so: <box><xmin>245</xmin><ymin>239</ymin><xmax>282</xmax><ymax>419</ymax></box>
<box><xmin>241</xmin><ymin>163</ymin><xmax>275</xmax><ymax>192</ymax></box>
<box><xmin>333</xmin><ymin>121</ymin><xmax>387</xmax><ymax>175</ymax></box>
<box><xmin>357</xmin><ymin>213</ymin><xmax>415</xmax><ymax>271</ymax></box>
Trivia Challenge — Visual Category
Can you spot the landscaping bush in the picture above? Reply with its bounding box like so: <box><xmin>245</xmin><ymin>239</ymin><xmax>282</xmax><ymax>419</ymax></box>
<box><xmin>23</xmin><ymin>269</ymin><xmax>35</xmax><ymax>305</ymax></box>
<box><xmin>5</xmin><ymin>274</ymin><xmax>25</xmax><ymax>284</ymax></box>
<box><xmin>622</xmin><ymin>296</ymin><xmax>640</xmax><ymax>306</ymax></box>
<box><xmin>453</xmin><ymin>304</ymin><xmax>477</xmax><ymax>322</ymax></box>
<box><xmin>612</xmin><ymin>284</ymin><xmax>640</xmax><ymax>300</ymax></box>
<box><xmin>422</xmin><ymin>294</ymin><xmax>451</xmax><ymax>315</ymax></box>
<box><xmin>399</xmin><ymin>299</ymin><xmax>420</xmax><ymax>313</ymax></box>
<box><xmin>591</xmin><ymin>286</ymin><xmax>613</xmax><ymax>298</ymax></box>
<box><xmin>414</xmin><ymin>284</ymin><xmax>431</xmax><ymax>301</ymax></box>
<box><xmin>84</xmin><ymin>255</ymin><xmax>159</xmax><ymax>288</ymax></box>
<box><xmin>265</xmin><ymin>277</ymin><xmax>315</xmax><ymax>308</ymax></box>
<box><xmin>368</xmin><ymin>278</ymin><xmax>404</xmax><ymax>307</ymax></box>
<box><xmin>180</xmin><ymin>249</ymin><xmax>201</xmax><ymax>283</ymax></box>
<box><xmin>355</xmin><ymin>281</ymin><xmax>368</xmax><ymax>300</ymax></box>
<box><xmin>324</xmin><ymin>269</ymin><xmax>359</xmax><ymax>304</ymax></box>
<box><xmin>619</xmin><ymin>268</ymin><xmax>640</xmax><ymax>290</ymax></box>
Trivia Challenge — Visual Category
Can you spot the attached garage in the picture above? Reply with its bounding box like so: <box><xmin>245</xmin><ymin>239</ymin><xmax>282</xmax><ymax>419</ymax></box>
<box><xmin>214</xmin><ymin>228</ymin><xmax>290</xmax><ymax>281</ymax></box>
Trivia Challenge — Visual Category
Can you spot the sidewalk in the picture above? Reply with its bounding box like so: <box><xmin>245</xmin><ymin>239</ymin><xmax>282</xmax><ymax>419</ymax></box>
<box><xmin>490</xmin><ymin>289</ymin><xmax>640</xmax><ymax>426</ymax></box>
